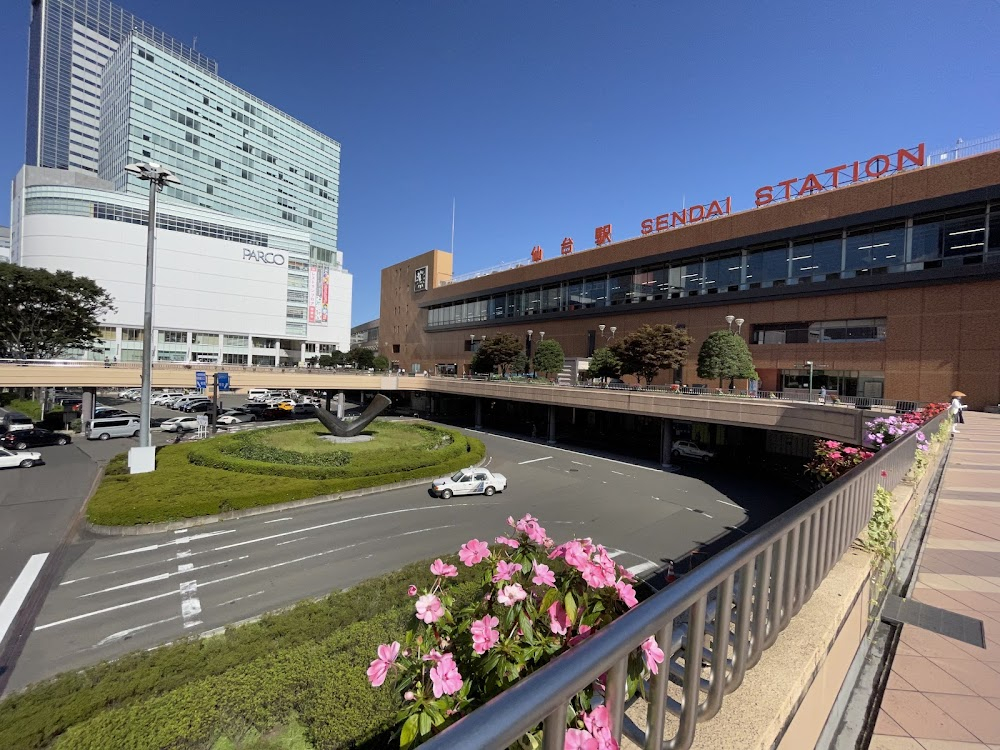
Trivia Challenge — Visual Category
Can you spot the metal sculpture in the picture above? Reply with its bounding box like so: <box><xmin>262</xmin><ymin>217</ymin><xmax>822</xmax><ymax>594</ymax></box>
<box><xmin>316</xmin><ymin>393</ymin><xmax>392</xmax><ymax>437</ymax></box>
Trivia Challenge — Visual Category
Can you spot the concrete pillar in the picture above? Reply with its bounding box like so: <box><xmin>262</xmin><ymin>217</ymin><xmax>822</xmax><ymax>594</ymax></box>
<box><xmin>337</xmin><ymin>392</ymin><xmax>345</xmax><ymax>419</ymax></box>
<box><xmin>547</xmin><ymin>405</ymin><xmax>557</xmax><ymax>445</ymax></box>
<box><xmin>324</xmin><ymin>391</ymin><xmax>332</xmax><ymax>411</ymax></box>
<box><xmin>660</xmin><ymin>418</ymin><xmax>675</xmax><ymax>469</ymax></box>
<box><xmin>82</xmin><ymin>387</ymin><xmax>97</xmax><ymax>425</ymax></box>
<box><xmin>474</xmin><ymin>398</ymin><xmax>483</xmax><ymax>430</ymax></box>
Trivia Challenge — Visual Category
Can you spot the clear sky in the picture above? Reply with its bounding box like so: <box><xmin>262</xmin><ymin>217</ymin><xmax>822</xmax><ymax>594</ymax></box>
<box><xmin>2</xmin><ymin>0</ymin><xmax>999</xmax><ymax>326</ymax></box>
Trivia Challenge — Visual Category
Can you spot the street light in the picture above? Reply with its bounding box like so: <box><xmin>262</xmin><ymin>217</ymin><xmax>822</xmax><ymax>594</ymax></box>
<box><xmin>124</xmin><ymin>161</ymin><xmax>180</xmax><ymax>475</ymax></box>
<box><xmin>539</xmin><ymin>331</ymin><xmax>545</xmax><ymax>341</ymax></box>
<box><xmin>598</xmin><ymin>324</ymin><xmax>617</xmax><ymax>342</ymax></box>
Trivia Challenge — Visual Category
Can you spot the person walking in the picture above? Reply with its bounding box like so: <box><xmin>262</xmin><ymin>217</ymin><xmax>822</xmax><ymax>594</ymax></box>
<box><xmin>950</xmin><ymin>390</ymin><xmax>967</xmax><ymax>433</ymax></box>
<box><xmin>819</xmin><ymin>385</ymin><xmax>827</xmax><ymax>405</ymax></box>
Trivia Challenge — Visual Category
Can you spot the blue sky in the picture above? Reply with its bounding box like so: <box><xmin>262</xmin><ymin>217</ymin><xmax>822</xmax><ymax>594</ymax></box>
<box><xmin>2</xmin><ymin>0</ymin><xmax>999</xmax><ymax>325</ymax></box>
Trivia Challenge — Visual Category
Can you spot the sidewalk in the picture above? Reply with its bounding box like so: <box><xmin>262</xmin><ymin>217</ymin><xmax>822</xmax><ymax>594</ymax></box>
<box><xmin>871</xmin><ymin>412</ymin><xmax>1000</xmax><ymax>750</ymax></box>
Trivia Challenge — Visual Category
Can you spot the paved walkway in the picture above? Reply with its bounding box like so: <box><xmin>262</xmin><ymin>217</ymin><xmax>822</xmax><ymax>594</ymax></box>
<box><xmin>871</xmin><ymin>412</ymin><xmax>1000</xmax><ymax>750</ymax></box>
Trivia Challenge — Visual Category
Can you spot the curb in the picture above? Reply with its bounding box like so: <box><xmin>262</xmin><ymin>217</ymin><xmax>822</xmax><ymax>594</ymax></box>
<box><xmin>84</xmin><ymin>453</ymin><xmax>489</xmax><ymax>537</ymax></box>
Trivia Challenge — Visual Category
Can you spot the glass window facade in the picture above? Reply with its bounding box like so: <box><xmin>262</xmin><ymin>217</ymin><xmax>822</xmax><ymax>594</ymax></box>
<box><xmin>751</xmin><ymin>318</ymin><xmax>887</xmax><ymax>345</ymax></box>
<box><xmin>426</xmin><ymin>202</ymin><xmax>997</xmax><ymax>328</ymax></box>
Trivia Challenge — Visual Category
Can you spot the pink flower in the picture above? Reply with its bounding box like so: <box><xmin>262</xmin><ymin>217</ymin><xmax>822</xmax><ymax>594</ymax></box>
<box><xmin>549</xmin><ymin>601</ymin><xmax>571</xmax><ymax>634</ymax></box>
<box><xmin>470</xmin><ymin>615</ymin><xmax>500</xmax><ymax>654</ymax></box>
<box><xmin>403</xmin><ymin>690</ymin><xmax>415</xmax><ymax>701</ymax></box>
<box><xmin>407</xmin><ymin>585</ymin><xmax>417</xmax><ymax>597</ymax></box>
<box><xmin>430</xmin><ymin>558</ymin><xmax>458</xmax><ymax>578</ymax></box>
<box><xmin>523</xmin><ymin>520</ymin><xmax>548</xmax><ymax>545</ymax></box>
<box><xmin>415</xmin><ymin>593</ymin><xmax>444</xmax><ymax>623</ymax></box>
<box><xmin>498</xmin><ymin>583</ymin><xmax>527</xmax><ymax>606</ymax></box>
<box><xmin>565</xmin><ymin>728</ymin><xmax>600</xmax><ymax>750</ymax></box>
<box><xmin>492</xmin><ymin>559</ymin><xmax>520</xmax><ymax>583</ymax></box>
<box><xmin>615</xmin><ymin>580</ymin><xmax>638</xmax><ymax>608</ymax></box>
<box><xmin>459</xmin><ymin>538</ymin><xmax>490</xmax><ymax>566</ymax></box>
<box><xmin>568</xmin><ymin>622</ymin><xmax>594</xmax><ymax>648</ymax></box>
<box><xmin>422</xmin><ymin>649</ymin><xmax>443</xmax><ymax>663</ymax></box>
<box><xmin>429</xmin><ymin>652</ymin><xmax>464</xmax><ymax>698</ymax></box>
<box><xmin>842</xmin><ymin>446</ymin><xmax>858</xmax><ymax>455</ymax></box>
<box><xmin>563</xmin><ymin>540</ymin><xmax>591</xmax><ymax>569</ymax></box>
<box><xmin>641</xmin><ymin>636</ymin><xmax>665</xmax><ymax>674</ymax></box>
<box><xmin>880</xmin><ymin>469</ymin><xmax>888</xmax><ymax>478</ymax></box>
<box><xmin>366</xmin><ymin>641</ymin><xmax>400</xmax><ymax>687</ymax></box>
<box><xmin>495</xmin><ymin>535</ymin><xmax>520</xmax><ymax>549</ymax></box>
<box><xmin>824</xmin><ymin>440</ymin><xmax>841</xmax><ymax>449</ymax></box>
<box><xmin>581</xmin><ymin>561</ymin><xmax>615</xmax><ymax>590</ymax></box>
<box><xmin>506</xmin><ymin>515</ymin><xmax>516</xmax><ymax>527</ymax></box>
<box><xmin>583</xmin><ymin>705</ymin><xmax>617</xmax><ymax>749</ymax></box>
<box><xmin>829</xmin><ymin>451</ymin><xmax>842</xmax><ymax>460</ymax></box>
<box><xmin>532</xmin><ymin>560</ymin><xmax>556</xmax><ymax>587</ymax></box>
<box><xmin>515</xmin><ymin>513</ymin><xmax>539</xmax><ymax>532</ymax></box>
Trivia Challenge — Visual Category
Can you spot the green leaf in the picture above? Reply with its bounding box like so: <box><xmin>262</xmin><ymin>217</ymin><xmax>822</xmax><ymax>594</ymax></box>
<box><xmin>419</xmin><ymin>711</ymin><xmax>433</xmax><ymax>737</ymax></box>
<box><xmin>539</xmin><ymin>588</ymin><xmax>560</xmax><ymax>615</ymax></box>
<box><xmin>564</xmin><ymin>592</ymin><xmax>577</xmax><ymax>624</ymax></box>
<box><xmin>400</xmin><ymin>714</ymin><xmax>420</xmax><ymax>748</ymax></box>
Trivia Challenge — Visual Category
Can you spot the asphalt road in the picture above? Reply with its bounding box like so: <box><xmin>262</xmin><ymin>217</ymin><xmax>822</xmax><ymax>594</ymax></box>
<box><xmin>3</xmin><ymin>429</ymin><xmax>797</xmax><ymax>694</ymax></box>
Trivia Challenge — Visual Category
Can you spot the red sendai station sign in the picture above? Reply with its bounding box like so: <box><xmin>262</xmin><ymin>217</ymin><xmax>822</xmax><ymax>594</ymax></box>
<box><xmin>640</xmin><ymin>142</ymin><xmax>926</xmax><ymax>236</ymax></box>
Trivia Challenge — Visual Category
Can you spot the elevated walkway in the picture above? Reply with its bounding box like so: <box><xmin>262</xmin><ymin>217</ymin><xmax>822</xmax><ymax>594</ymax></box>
<box><xmin>870</xmin><ymin>412</ymin><xmax>1000</xmax><ymax>748</ymax></box>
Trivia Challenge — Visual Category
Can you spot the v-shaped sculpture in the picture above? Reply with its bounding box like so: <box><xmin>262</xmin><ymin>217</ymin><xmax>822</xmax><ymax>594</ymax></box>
<box><xmin>316</xmin><ymin>393</ymin><xmax>392</xmax><ymax>437</ymax></box>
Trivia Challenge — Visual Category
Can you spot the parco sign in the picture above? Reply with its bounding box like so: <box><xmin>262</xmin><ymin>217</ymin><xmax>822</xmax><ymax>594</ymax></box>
<box><xmin>242</xmin><ymin>248</ymin><xmax>286</xmax><ymax>266</ymax></box>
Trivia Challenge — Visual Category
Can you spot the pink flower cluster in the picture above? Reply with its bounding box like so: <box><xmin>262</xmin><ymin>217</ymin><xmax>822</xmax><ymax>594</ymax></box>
<box><xmin>366</xmin><ymin>641</ymin><xmax>399</xmax><ymax>687</ymax></box>
<box><xmin>428</xmin><ymin>651</ymin><xmax>464</xmax><ymax>698</ymax></box>
<box><xmin>470</xmin><ymin>615</ymin><xmax>500</xmax><ymax>654</ymax></box>
<box><xmin>549</xmin><ymin>538</ymin><xmax>636</xmax><ymax>607</ymax></box>
<box><xmin>566</xmin><ymin>705</ymin><xmax>619</xmax><ymax>749</ymax></box>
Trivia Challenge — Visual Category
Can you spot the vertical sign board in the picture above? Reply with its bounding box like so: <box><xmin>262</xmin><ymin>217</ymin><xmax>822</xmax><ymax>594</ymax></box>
<box><xmin>195</xmin><ymin>371</ymin><xmax>207</xmax><ymax>391</ymax></box>
<box><xmin>308</xmin><ymin>265</ymin><xmax>318</xmax><ymax>323</ymax></box>
<box><xmin>321</xmin><ymin>268</ymin><xmax>330</xmax><ymax>323</ymax></box>
<box><xmin>217</xmin><ymin>372</ymin><xmax>230</xmax><ymax>391</ymax></box>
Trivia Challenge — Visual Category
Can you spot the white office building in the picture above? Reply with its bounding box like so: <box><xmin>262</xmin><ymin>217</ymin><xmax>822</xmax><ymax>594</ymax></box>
<box><xmin>11</xmin><ymin>166</ymin><xmax>351</xmax><ymax>365</ymax></box>
<box><xmin>0</xmin><ymin>227</ymin><xmax>10</xmax><ymax>263</ymax></box>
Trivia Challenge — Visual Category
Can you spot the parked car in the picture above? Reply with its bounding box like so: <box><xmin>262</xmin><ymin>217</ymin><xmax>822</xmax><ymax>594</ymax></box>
<box><xmin>185</xmin><ymin>401</ymin><xmax>220</xmax><ymax>413</ymax></box>
<box><xmin>246</xmin><ymin>389</ymin><xmax>272</xmax><ymax>401</ymax></box>
<box><xmin>0</xmin><ymin>447</ymin><xmax>43</xmax><ymax>469</ymax></box>
<box><xmin>152</xmin><ymin>392</ymin><xmax>184</xmax><ymax>406</ymax></box>
<box><xmin>85</xmin><ymin>416</ymin><xmax>141</xmax><ymax>440</ymax></box>
<box><xmin>261</xmin><ymin>408</ymin><xmax>292</xmax><ymax>421</ymax></box>
<box><xmin>671</xmin><ymin>440</ymin><xmax>715</xmax><ymax>462</ymax></box>
<box><xmin>241</xmin><ymin>402</ymin><xmax>269</xmax><ymax>415</ymax></box>
<box><xmin>0</xmin><ymin>408</ymin><xmax>35</xmax><ymax>433</ymax></box>
<box><xmin>177</xmin><ymin>398</ymin><xmax>211</xmax><ymax>411</ymax></box>
<box><xmin>118</xmin><ymin>388</ymin><xmax>140</xmax><ymax>398</ymax></box>
<box><xmin>217</xmin><ymin>409</ymin><xmax>256</xmax><ymax>425</ymax></box>
<box><xmin>161</xmin><ymin>415</ymin><xmax>201</xmax><ymax>433</ymax></box>
<box><xmin>291</xmin><ymin>403</ymin><xmax>318</xmax><ymax>418</ymax></box>
<box><xmin>94</xmin><ymin>407</ymin><xmax>130</xmax><ymax>418</ymax></box>
<box><xmin>429</xmin><ymin>467</ymin><xmax>507</xmax><ymax>499</ymax></box>
<box><xmin>1</xmin><ymin>428</ymin><xmax>71</xmax><ymax>449</ymax></box>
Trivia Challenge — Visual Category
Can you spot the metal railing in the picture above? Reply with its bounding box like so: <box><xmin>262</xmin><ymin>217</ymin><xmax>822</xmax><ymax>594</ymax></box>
<box><xmin>421</xmin><ymin>410</ymin><xmax>947</xmax><ymax>750</ymax></box>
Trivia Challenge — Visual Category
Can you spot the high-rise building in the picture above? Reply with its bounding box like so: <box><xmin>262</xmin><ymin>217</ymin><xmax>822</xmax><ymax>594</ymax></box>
<box><xmin>0</xmin><ymin>227</ymin><xmax>11</xmax><ymax>263</ymax></box>
<box><xmin>24</xmin><ymin>0</ymin><xmax>216</xmax><ymax>173</ymax></box>
<box><xmin>98</xmin><ymin>34</ymin><xmax>341</xmax><ymax>268</ymax></box>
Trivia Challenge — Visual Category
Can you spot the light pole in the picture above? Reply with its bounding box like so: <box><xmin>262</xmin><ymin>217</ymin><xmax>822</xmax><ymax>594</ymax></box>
<box><xmin>125</xmin><ymin>161</ymin><xmax>179</xmax><ymax>474</ymax></box>
<box><xmin>526</xmin><ymin>330</ymin><xmax>533</xmax><ymax>376</ymax></box>
<box><xmin>598</xmin><ymin>324</ymin><xmax>617</xmax><ymax>342</ymax></box>
<box><xmin>806</xmin><ymin>360</ymin><xmax>814</xmax><ymax>404</ymax></box>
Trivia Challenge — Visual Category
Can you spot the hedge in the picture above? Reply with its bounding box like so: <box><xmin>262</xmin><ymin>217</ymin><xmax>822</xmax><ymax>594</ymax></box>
<box><xmin>0</xmin><ymin>558</ymin><xmax>480</xmax><ymax>750</ymax></box>
<box><xmin>87</xmin><ymin>425</ymin><xmax>486</xmax><ymax>525</ymax></box>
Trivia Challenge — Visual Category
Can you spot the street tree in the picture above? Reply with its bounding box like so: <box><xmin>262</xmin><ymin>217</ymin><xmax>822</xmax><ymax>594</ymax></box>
<box><xmin>328</xmin><ymin>349</ymin><xmax>345</xmax><ymax>367</ymax></box>
<box><xmin>373</xmin><ymin>354</ymin><xmax>391</xmax><ymax>372</ymax></box>
<box><xmin>611</xmin><ymin>324</ymin><xmax>693</xmax><ymax>385</ymax></box>
<box><xmin>352</xmin><ymin>347</ymin><xmax>376</xmax><ymax>370</ymax></box>
<box><xmin>476</xmin><ymin>333</ymin><xmax>522</xmax><ymax>376</ymax></box>
<box><xmin>532</xmin><ymin>339</ymin><xmax>565</xmax><ymax>380</ymax></box>
<box><xmin>696</xmin><ymin>330</ymin><xmax>758</xmax><ymax>389</ymax></box>
<box><xmin>318</xmin><ymin>354</ymin><xmax>335</xmax><ymax>368</ymax></box>
<box><xmin>588</xmin><ymin>347</ymin><xmax>621</xmax><ymax>384</ymax></box>
<box><xmin>470</xmin><ymin>349</ymin><xmax>494</xmax><ymax>374</ymax></box>
<box><xmin>0</xmin><ymin>264</ymin><xmax>115</xmax><ymax>359</ymax></box>
<box><xmin>511</xmin><ymin>351</ymin><xmax>529</xmax><ymax>376</ymax></box>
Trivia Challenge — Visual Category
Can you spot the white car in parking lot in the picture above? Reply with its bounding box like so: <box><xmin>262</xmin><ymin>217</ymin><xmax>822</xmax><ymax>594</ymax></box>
<box><xmin>0</xmin><ymin>448</ymin><xmax>43</xmax><ymax>469</ymax></box>
<box><xmin>160</xmin><ymin>416</ymin><xmax>201</xmax><ymax>433</ymax></box>
<box><xmin>671</xmin><ymin>440</ymin><xmax>715</xmax><ymax>462</ymax></box>
<box><xmin>429</xmin><ymin>467</ymin><xmax>507</xmax><ymax>499</ymax></box>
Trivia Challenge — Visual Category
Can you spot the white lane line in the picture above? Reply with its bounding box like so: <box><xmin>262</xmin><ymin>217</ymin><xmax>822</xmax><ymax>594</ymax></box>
<box><xmin>179</xmin><ymin>580</ymin><xmax>202</xmax><ymax>629</ymax></box>
<box><xmin>35</xmin><ymin>525</ymin><xmax>456</xmax><ymax>632</ymax></box>
<box><xmin>627</xmin><ymin>561</ymin><xmax>660</xmax><ymax>577</ymax></box>
<box><xmin>518</xmin><ymin>456</ymin><xmax>553</xmax><ymax>465</ymax></box>
<box><xmin>218</xmin><ymin>590</ymin><xmax>266</xmax><ymax>607</ymax></box>
<box><xmin>0</xmin><ymin>554</ymin><xmax>49</xmax><ymax>645</ymax></box>
<box><xmin>467</xmin><ymin>429</ymin><xmax>663</xmax><ymax>473</ymax></box>
<box><xmin>571</xmin><ymin>460</ymin><xmax>592</xmax><ymax>467</ymax></box>
<box><xmin>95</xmin><ymin>529</ymin><xmax>236</xmax><ymax>560</ymax></box>
<box><xmin>177</xmin><ymin>563</ymin><xmax>194</xmax><ymax>573</ymax></box>
<box><xmin>173</xmin><ymin>529</ymin><xmax>189</xmax><ymax>535</ymax></box>
<box><xmin>611</xmin><ymin>470</ymin><xmax>625</xmax><ymax>476</ymax></box>
<box><xmin>211</xmin><ymin>504</ymin><xmax>485</xmax><ymax>552</ymax></box>
<box><xmin>607</xmin><ymin>549</ymin><xmax>626</xmax><ymax>559</ymax></box>
<box><xmin>95</xmin><ymin>616</ymin><xmax>180</xmax><ymax>647</ymax></box>
<box><xmin>264</xmin><ymin>517</ymin><xmax>294</xmax><ymax>524</ymax></box>
<box><xmin>77</xmin><ymin>558</ymin><xmax>236</xmax><ymax>598</ymax></box>
<box><xmin>684</xmin><ymin>507</ymin><xmax>714</xmax><ymax>519</ymax></box>
<box><xmin>715</xmin><ymin>498</ymin><xmax>744</xmax><ymax>510</ymax></box>
<box><xmin>60</xmin><ymin>576</ymin><xmax>90</xmax><ymax>587</ymax></box>
<box><xmin>276</xmin><ymin>536</ymin><xmax>309</xmax><ymax>547</ymax></box>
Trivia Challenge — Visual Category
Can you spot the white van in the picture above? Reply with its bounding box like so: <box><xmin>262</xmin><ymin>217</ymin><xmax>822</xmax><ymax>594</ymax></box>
<box><xmin>247</xmin><ymin>389</ymin><xmax>270</xmax><ymax>401</ymax></box>
<box><xmin>86</xmin><ymin>416</ymin><xmax>141</xmax><ymax>440</ymax></box>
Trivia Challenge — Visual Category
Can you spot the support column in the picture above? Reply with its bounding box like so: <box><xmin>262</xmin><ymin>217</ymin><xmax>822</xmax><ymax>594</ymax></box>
<box><xmin>660</xmin><ymin>418</ymin><xmax>675</xmax><ymax>470</ymax></box>
<box><xmin>324</xmin><ymin>391</ymin><xmax>332</xmax><ymax>411</ymax></box>
<box><xmin>474</xmin><ymin>398</ymin><xmax>483</xmax><ymax>430</ymax></box>
<box><xmin>337</xmin><ymin>392</ymin><xmax>345</xmax><ymax>419</ymax></box>
<box><xmin>82</xmin><ymin>387</ymin><xmax>96</xmax><ymax>425</ymax></box>
<box><xmin>547</xmin><ymin>405</ymin><xmax>557</xmax><ymax>445</ymax></box>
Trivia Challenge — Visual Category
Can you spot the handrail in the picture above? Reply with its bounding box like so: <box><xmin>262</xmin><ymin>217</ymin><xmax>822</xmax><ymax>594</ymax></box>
<box><xmin>421</xmin><ymin>411</ymin><xmax>947</xmax><ymax>749</ymax></box>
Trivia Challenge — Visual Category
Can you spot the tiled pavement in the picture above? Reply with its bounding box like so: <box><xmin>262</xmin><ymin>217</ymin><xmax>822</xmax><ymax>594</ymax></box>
<box><xmin>870</xmin><ymin>413</ymin><xmax>1000</xmax><ymax>750</ymax></box>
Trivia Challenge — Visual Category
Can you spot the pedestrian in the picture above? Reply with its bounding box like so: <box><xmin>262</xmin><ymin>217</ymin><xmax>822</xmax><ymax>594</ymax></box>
<box><xmin>103</xmin><ymin>356</ymin><xmax>109</xmax><ymax>368</ymax></box>
<box><xmin>819</xmin><ymin>385</ymin><xmax>827</xmax><ymax>405</ymax></box>
<box><xmin>950</xmin><ymin>390</ymin><xmax>967</xmax><ymax>433</ymax></box>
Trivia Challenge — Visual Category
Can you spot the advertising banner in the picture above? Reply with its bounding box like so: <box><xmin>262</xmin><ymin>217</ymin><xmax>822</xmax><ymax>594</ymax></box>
<box><xmin>308</xmin><ymin>265</ymin><xmax>318</xmax><ymax>323</ymax></box>
<box><xmin>321</xmin><ymin>268</ymin><xmax>329</xmax><ymax>323</ymax></box>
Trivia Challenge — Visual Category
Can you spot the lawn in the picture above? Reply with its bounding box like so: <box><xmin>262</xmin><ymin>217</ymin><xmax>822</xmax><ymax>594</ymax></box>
<box><xmin>87</xmin><ymin>420</ymin><xmax>485</xmax><ymax>526</ymax></box>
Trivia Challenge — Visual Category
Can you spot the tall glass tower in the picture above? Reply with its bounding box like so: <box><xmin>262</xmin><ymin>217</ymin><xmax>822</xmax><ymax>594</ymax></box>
<box><xmin>24</xmin><ymin>0</ymin><xmax>216</xmax><ymax>172</ymax></box>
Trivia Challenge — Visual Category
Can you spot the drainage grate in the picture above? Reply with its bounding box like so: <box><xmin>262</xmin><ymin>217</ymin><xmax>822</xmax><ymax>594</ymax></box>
<box><xmin>882</xmin><ymin>595</ymin><xmax>985</xmax><ymax>647</ymax></box>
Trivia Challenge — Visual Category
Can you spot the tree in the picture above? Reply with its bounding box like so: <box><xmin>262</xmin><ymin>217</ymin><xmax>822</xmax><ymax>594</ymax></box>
<box><xmin>0</xmin><ymin>264</ymin><xmax>115</xmax><ymax>359</ymax></box>
<box><xmin>318</xmin><ymin>354</ymin><xmax>335</xmax><ymax>368</ymax></box>
<box><xmin>373</xmin><ymin>354</ymin><xmax>391</xmax><ymax>372</ymax></box>
<box><xmin>470</xmin><ymin>349</ymin><xmax>494</xmax><ymax>374</ymax></box>
<box><xmin>511</xmin><ymin>351</ymin><xmax>529</xmax><ymax>376</ymax></box>
<box><xmin>328</xmin><ymin>349</ymin><xmax>345</xmax><ymax>367</ymax></box>
<box><xmin>350</xmin><ymin>347</ymin><xmax>376</xmax><ymax>370</ymax></box>
<box><xmin>696</xmin><ymin>330</ymin><xmax>758</xmax><ymax>389</ymax></box>
<box><xmin>588</xmin><ymin>347</ymin><xmax>621</xmax><ymax>384</ymax></box>
<box><xmin>533</xmin><ymin>339</ymin><xmax>565</xmax><ymax>380</ymax></box>
<box><xmin>476</xmin><ymin>333</ymin><xmax>522</xmax><ymax>377</ymax></box>
<box><xmin>611</xmin><ymin>324</ymin><xmax>693</xmax><ymax>386</ymax></box>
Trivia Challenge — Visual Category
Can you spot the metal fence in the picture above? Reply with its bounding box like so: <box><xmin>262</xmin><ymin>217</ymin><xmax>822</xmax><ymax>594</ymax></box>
<box><xmin>420</xmin><ymin>411</ymin><xmax>947</xmax><ymax>750</ymax></box>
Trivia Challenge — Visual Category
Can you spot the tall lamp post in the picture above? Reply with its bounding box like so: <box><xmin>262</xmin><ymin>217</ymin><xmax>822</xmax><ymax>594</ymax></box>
<box><xmin>526</xmin><ymin>330</ymin><xmax>533</xmax><ymax>377</ymax></box>
<box><xmin>125</xmin><ymin>161</ymin><xmax>180</xmax><ymax>474</ymax></box>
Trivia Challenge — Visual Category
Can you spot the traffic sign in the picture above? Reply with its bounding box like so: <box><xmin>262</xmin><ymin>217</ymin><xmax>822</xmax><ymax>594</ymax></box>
<box><xmin>196</xmin><ymin>414</ymin><xmax>209</xmax><ymax>427</ymax></box>
<box><xmin>195</xmin><ymin>371</ymin><xmax>207</xmax><ymax>389</ymax></box>
<box><xmin>218</xmin><ymin>372</ymin><xmax>230</xmax><ymax>391</ymax></box>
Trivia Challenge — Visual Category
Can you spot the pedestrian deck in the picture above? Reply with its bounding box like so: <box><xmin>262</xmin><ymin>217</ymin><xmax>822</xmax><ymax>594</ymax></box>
<box><xmin>871</xmin><ymin>412</ymin><xmax>1000</xmax><ymax>750</ymax></box>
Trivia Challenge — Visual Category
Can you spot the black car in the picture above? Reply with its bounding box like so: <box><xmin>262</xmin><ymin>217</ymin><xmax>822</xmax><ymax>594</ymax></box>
<box><xmin>93</xmin><ymin>408</ymin><xmax>130</xmax><ymax>418</ymax></box>
<box><xmin>241</xmin><ymin>403</ymin><xmax>269</xmax><ymax>415</ymax></box>
<box><xmin>291</xmin><ymin>403</ymin><xmax>318</xmax><ymax>418</ymax></box>
<box><xmin>186</xmin><ymin>401</ymin><xmax>221</xmax><ymax>413</ymax></box>
<box><xmin>1</xmin><ymin>428</ymin><xmax>72</xmax><ymax>449</ymax></box>
<box><xmin>261</xmin><ymin>407</ymin><xmax>292</xmax><ymax>421</ymax></box>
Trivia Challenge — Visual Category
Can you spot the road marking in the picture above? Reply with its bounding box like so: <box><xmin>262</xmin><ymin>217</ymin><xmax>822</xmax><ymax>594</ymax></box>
<box><xmin>77</xmin><ymin>558</ymin><xmax>236</xmax><ymax>598</ymax></box>
<box><xmin>180</xmin><ymin>580</ymin><xmax>202</xmax><ymax>629</ymax></box>
<box><xmin>715</xmin><ymin>498</ymin><xmax>744</xmax><ymax>510</ymax></box>
<box><xmin>264</xmin><ymin>517</ymin><xmax>294</xmax><ymax>524</ymax></box>
<box><xmin>95</xmin><ymin>616</ymin><xmax>180</xmax><ymax>647</ymax></box>
<box><xmin>685</xmin><ymin>507</ymin><xmax>714</xmax><ymax>519</ymax></box>
<box><xmin>0</xmin><ymin>554</ymin><xmax>48</xmax><ymax>646</ymax></box>
<box><xmin>518</xmin><ymin>456</ymin><xmax>553</xmax><ymax>465</ymax></box>
<box><xmin>467</xmin><ymin>429</ymin><xmax>663</xmax><ymax>473</ymax></box>
<box><xmin>60</xmin><ymin>576</ymin><xmax>90</xmax><ymax>587</ymax></box>
<box><xmin>611</xmin><ymin>470</ymin><xmax>625</xmax><ymax>476</ymax></box>
<box><xmin>276</xmin><ymin>536</ymin><xmax>309</xmax><ymax>547</ymax></box>
<box><xmin>571</xmin><ymin>460</ymin><xmax>592</xmax><ymax>467</ymax></box>
<box><xmin>35</xmin><ymin>525</ymin><xmax>456</xmax><ymax>632</ymax></box>
<box><xmin>95</xmin><ymin>529</ymin><xmax>236</xmax><ymax>560</ymax></box>
<box><xmin>607</xmin><ymin>549</ymin><xmax>626</xmax><ymax>559</ymax></box>
<box><xmin>211</xmin><ymin>505</ymin><xmax>485</xmax><ymax>552</ymax></box>
<box><xmin>218</xmin><ymin>590</ymin><xmax>266</xmax><ymax>607</ymax></box>
<box><xmin>627</xmin><ymin>561</ymin><xmax>659</xmax><ymax>577</ymax></box>
<box><xmin>173</xmin><ymin>529</ymin><xmax>189</xmax><ymax>535</ymax></box>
